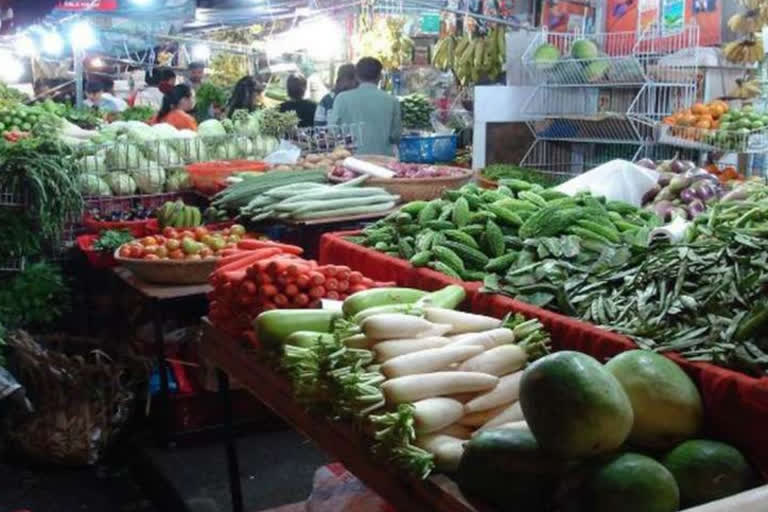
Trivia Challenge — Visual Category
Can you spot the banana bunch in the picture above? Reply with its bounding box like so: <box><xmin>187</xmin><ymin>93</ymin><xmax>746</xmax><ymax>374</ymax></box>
<box><xmin>729</xmin><ymin>78</ymin><xmax>762</xmax><ymax>99</ymax></box>
<box><xmin>728</xmin><ymin>12</ymin><xmax>763</xmax><ymax>34</ymax></box>
<box><xmin>723</xmin><ymin>38</ymin><xmax>765</xmax><ymax>64</ymax></box>
<box><xmin>432</xmin><ymin>27</ymin><xmax>506</xmax><ymax>86</ymax></box>
<box><xmin>157</xmin><ymin>200</ymin><xmax>202</xmax><ymax>229</ymax></box>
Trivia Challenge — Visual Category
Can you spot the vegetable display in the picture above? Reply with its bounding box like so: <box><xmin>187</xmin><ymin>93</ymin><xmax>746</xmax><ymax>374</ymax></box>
<box><xmin>156</xmin><ymin>200</ymin><xmax>202</xmax><ymax>229</ymax></box>
<box><xmin>330</xmin><ymin>161</ymin><xmax>466</xmax><ymax>181</ymax></box>
<box><xmin>92</xmin><ymin>230</ymin><xmax>134</xmax><ymax>254</ymax></box>
<box><xmin>117</xmin><ymin>224</ymin><xmax>247</xmax><ymax>261</ymax></box>
<box><xmin>480</xmin><ymin>164</ymin><xmax>561</xmax><ymax>187</ymax></box>
<box><xmin>400</xmin><ymin>94</ymin><xmax>434</xmax><ymax>131</ymax></box>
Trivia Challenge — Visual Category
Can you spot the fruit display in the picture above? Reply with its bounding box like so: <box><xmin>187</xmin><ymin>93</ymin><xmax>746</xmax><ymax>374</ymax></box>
<box><xmin>400</xmin><ymin>94</ymin><xmax>434</xmax><ymax>131</ymax></box>
<box><xmin>724</xmin><ymin>0</ymin><xmax>768</xmax><ymax>65</ymax></box>
<box><xmin>156</xmin><ymin>200</ymin><xmax>202</xmax><ymax>229</ymax></box>
<box><xmin>530</xmin><ymin>38</ymin><xmax>620</xmax><ymax>83</ymax></box>
<box><xmin>432</xmin><ymin>27</ymin><xmax>506</xmax><ymax>85</ymax></box>
<box><xmin>662</xmin><ymin>101</ymin><xmax>768</xmax><ymax>151</ymax></box>
<box><xmin>636</xmin><ymin>156</ymin><xmax>725</xmax><ymax>221</ymax></box>
<box><xmin>352</xmin><ymin>16</ymin><xmax>413</xmax><ymax>72</ymax></box>
<box><xmin>117</xmin><ymin>223</ymin><xmax>247</xmax><ymax>261</ymax></box>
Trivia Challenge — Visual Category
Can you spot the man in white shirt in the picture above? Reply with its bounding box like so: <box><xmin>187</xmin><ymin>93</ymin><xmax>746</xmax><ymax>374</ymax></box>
<box><xmin>135</xmin><ymin>70</ymin><xmax>164</xmax><ymax>110</ymax></box>
<box><xmin>102</xmin><ymin>78</ymin><xmax>128</xmax><ymax>112</ymax></box>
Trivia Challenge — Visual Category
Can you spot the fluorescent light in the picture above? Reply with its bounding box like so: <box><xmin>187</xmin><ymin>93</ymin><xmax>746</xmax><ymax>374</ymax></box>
<box><xmin>70</xmin><ymin>21</ymin><xmax>97</xmax><ymax>50</ymax></box>
<box><xmin>42</xmin><ymin>31</ymin><xmax>64</xmax><ymax>56</ymax></box>
<box><xmin>0</xmin><ymin>52</ymin><xmax>24</xmax><ymax>83</ymax></box>
<box><xmin>14</xmin><ymin>34</ymin><xmax>37</xmax><ymax>57</ymax></box>
<box><xmin>191</xmin><ymin>44</ymin><xmax>211</xmax><ymax>61</ymax></box>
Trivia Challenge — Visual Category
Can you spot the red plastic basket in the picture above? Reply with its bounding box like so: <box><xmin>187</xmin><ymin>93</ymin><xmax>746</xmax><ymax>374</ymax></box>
<box><xmin>82</xmin><ymin>215</ymin><xmax>159</xmax><ymax>237</ymax></box>
<box><xmin>186</xmin><ymin>160</ymin><xmax>268</xmax><ymax>195</ymax></box>
<box><xmin>76</xmin><ymin>234</ymin><xmax>119</xmax><ymax>269</ymax></box>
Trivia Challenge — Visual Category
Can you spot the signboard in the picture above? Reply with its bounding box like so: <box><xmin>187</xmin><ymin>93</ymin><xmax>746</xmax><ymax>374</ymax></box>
<box><xmin>56</xmin><ymin>0</ymin><xmax>117</xmax><ymax>11</ymax></box>
<box><xmin>638</xmin><ymin>0</ymin><xmax>660</xmax><ymax>31</ymax></box>
<box><xmin>662</xmin><ymin>0</ymin><xmax>684</xmax><ymax>33</ymax></box>
<box><xmin>420</xmin><ymin>13</ymin><xmax>441</xmax><ymax>34</ymax></box>
<box><xmin>541</xmin><ymin>1</ymin><xmax>595</xmax><ymax>34</ymax></box>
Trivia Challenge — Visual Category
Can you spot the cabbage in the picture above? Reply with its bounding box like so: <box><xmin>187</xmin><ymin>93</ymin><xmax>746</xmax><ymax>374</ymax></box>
<box><xmin>233</xmin><ymin>113</ymin><xmax>261</xmax><ymax>137</ymax></box>
<box><xmin>151</xmin><ymin>123</ymin><xmax>178</xmax><ymax>139</ymax></box>
<box><xmin>105</xmin><ymin>172</ymin><xmax>137</xmax><ymax>196</ymax></box>
<box><xmin>131</xmin><ymin>161</ymin><xmax>166</xmax><ymax>194</ymax></box>
<box><xmin>77</xmin><ymin>173</ymin><xmax>112</xmax><ymax>196</ymax></box>
<box><xmin>238</xmin><ymin>138</ymin><xmax>256</xmax><ymax>157</ymax></box>
<box><xmin>77</xmin><ymin>151</ymin><xmax>107</xmax><ymax>174</ymax></box>
<box><xmin>166</xmin><ymin>171</ymin><xmax>191</xmax><ymax>192</ymax></box>
<box><xmin>144</xmin><ymin>141</ymin><xmax>182</xmax><ymax>167</ymax></box>
<box><xmin>198</xmin><ymin>119</ymin><xmax>227</xmax><ymax>138</ymax></box>
<box><xmin>258</xmin><ymin>135</ymin><xmax>279</xmax><ymax>156</ymax></box>
<box><xmin>107</xmin><ymin>143</ymin><xmax>146</xmax><ymax>170</ymax></box>
<box><xmin>215</xmin><ymin>142</ymin><xmax>240</xmax><ymax>160</ymax></box>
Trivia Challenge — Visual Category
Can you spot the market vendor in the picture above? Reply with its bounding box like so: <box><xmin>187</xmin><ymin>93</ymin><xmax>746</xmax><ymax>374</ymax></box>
<box><xmin>329</xmin><ymin>57</ymin><xmax>401</xmax><ymax>156</ymax></box>
<box><xmin>85</xmin><ymin>81</ymin><xmax>126</xmax><ymax>113</ymax></box>
<box><xmin>185</xmin><ymin>62</ymin><xmax>206</xmax><ymax>91</ymax></box>
<box><xmin>227</xmin><ymin>76</ymin><xmax>266</xmax><ymax>117</ymax></box>
<box><xmin>152</xmin><ymin>84</ymin><xmax>198</xmax><ymax>131</ymax></box>
<box><xmin>315</xmin><ymin>63</ymin><xmax>358</xmax><ymax>127</ymax></box>
<box><xmin>278</xmin><ymin>74</ymin><xmax>317</xmax><ymax>128</ymax></box>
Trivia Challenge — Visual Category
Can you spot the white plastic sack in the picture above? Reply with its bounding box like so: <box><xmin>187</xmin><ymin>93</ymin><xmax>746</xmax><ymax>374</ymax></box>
<box><xmin>264</xmin><ymin>140</ymin><xmax>302</xmax><ymax>165</ymax></box>
<box><xmin>555</xmin><ymin>159</ymin><xmax>659</xmax><ymax>207</ymax></box>
<box><xmin>649</xmin><ymin>216</ymin><xmax>691</xmax><ymax>244</ymax></box>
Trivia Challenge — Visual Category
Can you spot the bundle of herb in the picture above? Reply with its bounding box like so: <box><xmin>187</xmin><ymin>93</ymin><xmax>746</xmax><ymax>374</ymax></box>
<box><xmin>93</xmin><ymin>230</ymin><xmax>134</xmax><ymax>253</ymax></box>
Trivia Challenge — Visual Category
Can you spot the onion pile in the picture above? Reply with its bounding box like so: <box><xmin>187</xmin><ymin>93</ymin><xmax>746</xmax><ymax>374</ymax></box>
<box><xmin>331</xmin><ymin>162</ymin><xmax>465</xmax><ymax>181</ymax></box>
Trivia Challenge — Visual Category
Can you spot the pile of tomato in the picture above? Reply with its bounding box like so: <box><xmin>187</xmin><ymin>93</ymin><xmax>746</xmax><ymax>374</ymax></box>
<box><xmin>117</xmin><ymin>224</ymin><xmax>248</xmax><ymax>261</ymax></box>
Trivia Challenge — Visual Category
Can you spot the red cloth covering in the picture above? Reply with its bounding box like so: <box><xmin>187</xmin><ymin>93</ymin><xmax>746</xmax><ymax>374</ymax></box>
<box><xmin>319</xmin><ymin>231</ymin><xmax>768</xmax><ymax>478</ymax></box>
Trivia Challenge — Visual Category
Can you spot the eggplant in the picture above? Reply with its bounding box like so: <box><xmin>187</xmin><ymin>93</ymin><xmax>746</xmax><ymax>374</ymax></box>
<box><xmin>636</xmin><ymin>158</ymin><xmax>657</xmax><ymax>170</ymax></box>
<box><xmin>642</xmin><ymin>184</ymin><xmax>661</xmax><ymax>204</ymax></box>
<box><xmin>656</xmin><ymin>153</ymin><xmax>679</xmax><ymax>173</ymax></box>
<box><xmin>668</xmin><ymin>175</ymin><xmax>692</xmax><ymax>193</ymax></box>
<box><xmin>653</xmin><ymin>200</ymin><xmax>676</xmax><ymax>221</ymax></box>
<box><xmin>692</xmin><ymin>180</ymin><xmax>717</xmax><ymax>202</ymax></box>
<box><xmin>688</xmin><ymin>199</ymin><xmax>706</xmax><ymax>218</ymax></box>
<box><xmin>657</xmin><ymin>172</ymin><xmax>674</xmax><ymax>187</ymax></box>
<box><xmin>680</xmin><ymin>187</ymin><xmax>697</xmax><ymax>204</ymax></box>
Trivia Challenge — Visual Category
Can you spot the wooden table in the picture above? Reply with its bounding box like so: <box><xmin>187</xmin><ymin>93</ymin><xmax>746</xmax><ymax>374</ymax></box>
<box><xmin>113</xmin><ymin>267</ymin><xmax>212</xmax><ymax>444</ymax></box>
<box><xmin>200</xmin><ymin>319</ymin><xmax>477</xmax><ymax>512</ymax></box>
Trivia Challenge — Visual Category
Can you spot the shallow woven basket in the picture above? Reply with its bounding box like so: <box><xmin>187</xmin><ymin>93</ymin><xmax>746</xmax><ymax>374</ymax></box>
<box><xmin>5</xmin><ymin>331</ymin><xmax>140</xmax><ymax>466</ymax></box>
<box><xmin>476</xmin><ymin>174</ymin><xmax>499</xmax><ymax>189</ymax></box>
<box><xmin>330</xmin><ymin>156</ymin><xmax>474</xmax><ymax>202</ymax></box>
<box><xmin>114</xmin><ymin>249</ymin><xmax>217</xmax><ymax>285</ymax></box>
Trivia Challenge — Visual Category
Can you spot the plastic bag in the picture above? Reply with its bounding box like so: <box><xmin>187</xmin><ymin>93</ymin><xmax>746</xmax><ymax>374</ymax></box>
<box><xmin>305</xmin><ymin>463</ymin><xmax>394</xmax><ymax>512</ymax></box>
<box><xmin>264</xmin><ymin>140</ymin><xmax>302</xmax><ymax>165</ymax></box>
<box><xmin>555</xmin><ymin>159</ymin><xmax>659</xmax><ymax>207</ymax></box>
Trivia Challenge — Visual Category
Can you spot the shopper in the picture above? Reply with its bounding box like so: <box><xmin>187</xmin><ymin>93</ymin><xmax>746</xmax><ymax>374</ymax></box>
<box><xmin>315</xmin><ymin>64</ymin><xmax>358</xmax><ymax>127</ymax></box>
<box><xmin>157</xmin><ymin>67</ymin><xmax>177</xmax><ymax>94</ymax></box>
<box><xmin>84</xmin><ymin>81</ymin><xmax>124</xmax><ymax>113</ymax></box>
<box><xmin>329</xmin><ymin>57</ymin><xmax>401</xmax><ymax>156</ymax></box>
<box><xmin>185</xmin><ymin>62</ymin><xmax>206</xmax><ymax>90</ymax></box>
<box><xmin>278</xmin><ymin>74</ymin><xmax>317</xmax><ymax>128</ymax></box>
<box><xmin>227</xmin><ymin>76</ymin><xmax>266</xmax><ymax>117</ymax></box>
<box><xmin>101</xmin><ymin>78</ymin><xmax>129</xmax><ymax>111</ymax></box>
<box><xmin>152</xmin><ymin>84</ymin><xmax>197</xmax><ymax>131</ymax></box>
<box><xmin>134</xmin><ymin>70</ymin><xmax>164</xmax><ymax>110</ymax></box>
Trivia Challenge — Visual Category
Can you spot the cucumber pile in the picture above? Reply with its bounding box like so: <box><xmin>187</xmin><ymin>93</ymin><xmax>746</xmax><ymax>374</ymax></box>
<box><xmin>400</xmin><ymin>94</ymin><xmax>434</xmax><ymax>130</ymax></box>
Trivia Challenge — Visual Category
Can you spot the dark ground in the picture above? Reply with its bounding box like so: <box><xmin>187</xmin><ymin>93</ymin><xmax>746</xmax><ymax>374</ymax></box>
<box><xmin>0</xmin><ymin>429</ymin><xmax>327</xmax><ymax>512</ymax></box>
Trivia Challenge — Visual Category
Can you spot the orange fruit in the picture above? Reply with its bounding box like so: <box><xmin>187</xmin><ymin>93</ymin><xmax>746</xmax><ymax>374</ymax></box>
<box><xmin>695</xmin><ymin>119</ymin><xmax>712</xmax><ymax>129</ymax></box>
<box><xmin>691</xmin><ymin>103</ymin><xmax>707</xmax><ymax>115</ymax></box>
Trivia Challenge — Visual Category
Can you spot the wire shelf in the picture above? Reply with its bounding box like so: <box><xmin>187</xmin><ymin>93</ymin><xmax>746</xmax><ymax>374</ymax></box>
<box><xmin>522</xmin><ymin>24</ymin><xmax>700</xmax><ymax>87</ymax></box>
<box><xmin>520</xmin><ymin>140</ymin><xmax>643</xmax><ymax>176</ymax></box>
<box><xmin>287</xmin><ymin>123</ymin><xmax>362</xmax><ymax>154</ymax></box>
<box><xmin>657</xmin><ymin>124</ymin><xmax>768</xmax><ymax>154</ymax></box>
<box><xmin>629</xmin><ymin>84</ymin><xmax>698</xmax><ymax>125</ymax></box>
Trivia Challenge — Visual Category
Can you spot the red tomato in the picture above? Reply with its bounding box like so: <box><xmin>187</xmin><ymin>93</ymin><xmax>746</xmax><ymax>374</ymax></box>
<box><xmin>144</xmin><ymin>254</ymin><xmax>160</xmax><ymax>260</ymax></box>
<box><xmin>220</xmin><ymin>228</ymin><xmax>231</xmax><ymax>236</ymax></box>
<box><xmin>169</xmin><ymin>249</ymin><xmax>185</xmax><ymax>260</ymax></box>
<box><xmin>154</xmin><ymin>235</ymin><xmax>167</xmax><ymax>245</ymax></box>
<box><xmin>129</xmin><ymin>244</ymin><xmax>145</xmax><ymax>258</ymax></box>
<box><xmin>143</xmin><ymin>244</ymin><xmax>159</xmax><ymax>254</ymax></box>
<box><xmin>165</xmin><ymin>239</ymin><xmax>181</xmax><ymax>251</ymax></box>
<box><xmin>200</xmin><ymin>247</ymin><xmax>214</xmax><ymax>259</ymax></box>
<box><xmin>162</xmin><ymin>227</ymin><xmax>177</xmax><ymax>239</ymax></box>
<box><xmin>186</xmin><ymin>254</ymin><xmax>202</xmax><ymax>261</ymax></box>
<box><xmin>140</xmin><ymin>236</ymin><xmax>157</xmax><ymax>246</ymax></box>
<box><xmin>194</xmin><ymin>227</ymin><xmax>209</xmax><ymax>240</ymax></box>
<box><xmin>119</xmin><ymin>245</ymin><xmax>132</xmax><ymax>258</ymax></box>
<box><xmin>180</xmin><ymin>230</ymin><xmax>195</xmax><ymax>240</ymax></box>
<box><xmin>156</xmin><ymin>246</ymin><xmax>169</xmax><ymax>259</ymax></box>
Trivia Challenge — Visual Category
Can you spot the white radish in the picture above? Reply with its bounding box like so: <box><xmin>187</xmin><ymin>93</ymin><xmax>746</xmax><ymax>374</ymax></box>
<box><xmin>415</xmin><ymin>434</ymin><xmax>466</xmax><ymax>472</ymax></box>
<box><xmin>464</xmin><ymin>371</ymin><xmax>524</xmax><ymax>414</ymax></box>
<box><xmin>362</xmin><ymin>313</ymin><xmax>451</xmax><ymax>340</ymax></box>
<box><xmin>435</xmin><ymin>423</ymin><xmax>474</xmax><ymax>440</ymax></box>
<box><xmin>459</xmin><ymin>404</ymin><xmax>509</xmax><ymax>427</ymax></box>
<box><xmin>412</xmin><ymin>398</ymin><xmax>465</xmax><ymax>434</ymax></box>
<box><xmin>473</xmin><ymin>421</ymin><xmax>529</xmax><ymax>437</ymax></box>
<box><xmin>448</xmin><ymin>328</ymin><xmax>515</xmax><ymax>350</ymax></box>
<box><xmin>381</xmin><ymin>345</ymin><xmax>483</xmax><ymax>378</ymax></box>
<box><xmin>478</xmin><ymin>402</ymin><xmax>525</xmax><ymax>432</ymax></box>
<box><xmin>342</xmin><ymin>333</ymin><xmax>374</xmax><ymax>349</ymax></box>
<box><xmin>382</xmin><ymin>372</ymin><xmax>498</xmax><ymax>404</ymax></box>
<box><xmin>450</xmin><ymin>392</ymin><xmax>477</xmax><ymax>404</ymax></box>
<box><xmin>373</xmin><ymin>337</ymin><xmax>450</xmax><ymax>362</ymax></box>
<box><xmin>423</xmin><ymin>307</ymin><xmax>502</xmax><ymax>334</ymax></box>
<box><xmin>458</xmin><ymin>344</ymin><xmax>527</xmax><ymax>376</ymax></box>
<box><xmin>448</xmin><ymin>333</ymin><xmax>476</xmax><ymax>343</ymax></box>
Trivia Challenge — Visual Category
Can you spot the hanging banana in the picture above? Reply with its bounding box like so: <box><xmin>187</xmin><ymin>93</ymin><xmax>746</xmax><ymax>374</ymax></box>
<box><xmin>431</xmin><ymin>27</ymin><xmax>507</xmax><ymax>86</ymax></box>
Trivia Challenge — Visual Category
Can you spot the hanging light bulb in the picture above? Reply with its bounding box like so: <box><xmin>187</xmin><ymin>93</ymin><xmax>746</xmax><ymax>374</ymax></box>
<box><xmin>191</xmin><ymin>44</ymin><xmax>211</xmax><ymax>62</ymax></box>
<box><xmin>70</xmin><ymin>21</ymin><xmax>97</xmax><ymax>50</ymax></box>
<box><xmin>42</xmin><ymin>31</ymin><xmax>64</xmax><ymax>56</ymax></box>
<box><xmin>0</xmin><ymin>52</ymin><xmax>24</xmax><ymax>83</ymax></box>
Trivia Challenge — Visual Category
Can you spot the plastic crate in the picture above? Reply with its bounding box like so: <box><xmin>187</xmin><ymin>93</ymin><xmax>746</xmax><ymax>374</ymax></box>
<box><xmin>82</xmin><ymin>215</ymin><xmax>159</xmax><ymax>237</ymax></box>
<box><xmin>398</xmin><ymin>134</ymin><xmax>457</xmax><ymax>164</ymax></box>
<box><xmin>76</xmin><ymin>234</ymin><xmax>118</xmax><ymax>269</ymax></box>
<box><xmin>186</xmin><ymin>160</ymin><xmax>268</xmax><ymax>195</ymax></box>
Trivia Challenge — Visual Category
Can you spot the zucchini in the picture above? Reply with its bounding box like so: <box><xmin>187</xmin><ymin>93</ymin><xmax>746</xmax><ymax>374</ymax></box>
<box><xmin>498</xmin><ymin>178</ymin><xmax>532</xmax><ymax>192</ymax></box>
<box><xmin>460</xmin><ymin>269</ymin><xmax>487</xmax><ymax>281</ymax></box>
<box><xmin>606</xmin><ymin>200</ymin><xmax>638</xmax><ymax>216</ymax></box>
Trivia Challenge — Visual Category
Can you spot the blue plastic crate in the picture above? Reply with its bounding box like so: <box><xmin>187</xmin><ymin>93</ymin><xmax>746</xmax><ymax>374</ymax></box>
<box><xmin>398</xmin><ymin>134</ymin><xmax>457</xmax><ymax>164</ymax></box>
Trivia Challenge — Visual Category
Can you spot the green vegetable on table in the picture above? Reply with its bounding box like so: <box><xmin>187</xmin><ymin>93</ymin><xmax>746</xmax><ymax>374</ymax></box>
<box><xmin>92</xmin><ymin>230</ymin><xmax>134</xmax><ymax>253</ymax></box>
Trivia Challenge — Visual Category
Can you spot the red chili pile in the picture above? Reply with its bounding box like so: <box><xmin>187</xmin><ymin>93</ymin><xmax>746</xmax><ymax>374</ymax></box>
<box><xmin>208</xmin><ymin>239</ymin><xmax>392</xmax><ymax>342</ymax></box>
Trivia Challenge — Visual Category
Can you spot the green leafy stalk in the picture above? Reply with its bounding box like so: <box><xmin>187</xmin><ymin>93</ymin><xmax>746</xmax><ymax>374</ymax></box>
<box><xmin>503</xmin><ymin>313</ymin><xmax>552</xmax><ymax>361</ymax></box>
<box><xmin>370</xmin><ymin>404</ymin><xmax>435</xmax><ymax>479</ymax></box>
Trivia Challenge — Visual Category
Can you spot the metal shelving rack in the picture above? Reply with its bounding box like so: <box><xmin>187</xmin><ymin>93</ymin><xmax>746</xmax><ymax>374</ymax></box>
<box><xmin>518</xmin><ymin>24</ymin><xmax>700</xmax><ymax>179</ymax></box>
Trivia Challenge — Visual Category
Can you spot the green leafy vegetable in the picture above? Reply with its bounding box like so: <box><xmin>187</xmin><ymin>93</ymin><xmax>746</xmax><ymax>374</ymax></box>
<box><xmin>92</xmin><ymin>230</ymin><xmax>134</xmax><ymax>253</ymax></box>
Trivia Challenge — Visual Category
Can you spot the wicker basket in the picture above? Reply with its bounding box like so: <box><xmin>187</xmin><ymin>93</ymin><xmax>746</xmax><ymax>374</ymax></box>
<box><xmin>4</xmin><ymin>331</ymin><xmax>140</xmax><ymax>466</ymax></box>
<box><xmin>330</xmin><ymin>156</ymin><xmax>474</xmax><ymax>202</ymax></box>
<box><xmin>476</xmin><ymin>174</ymin><xmax>499</xmax><ymax>190</ymax></box>
<box><xmin>114</xmin><ymin>250</ymin><xmax>218</xmax><ymax>285</ymax></box>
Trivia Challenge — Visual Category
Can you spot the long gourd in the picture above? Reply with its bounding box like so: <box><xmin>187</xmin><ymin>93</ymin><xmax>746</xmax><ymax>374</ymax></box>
<box><xmin>287</xmin><ymin>195</ymin><xmax>399</xmax><ymax>214</ymax></box>
<box><xmin>292</xmin><ymin>201</ymin><xmax>397</xmax><ymax>220</ymax></box>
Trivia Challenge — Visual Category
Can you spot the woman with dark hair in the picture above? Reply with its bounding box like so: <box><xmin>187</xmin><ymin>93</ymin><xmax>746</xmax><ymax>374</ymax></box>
<box><xmin>278</xmin><ymin>74</ymin><xmax>316</xmax><ymax>128</ymax></box>
<box><xmin>314</xmin><ymin>64</ymin><xmax>358</xmax><ymax>126</ymax></box>
<box><xmin>152</xmin><ymin>84</ymin><xmax>197</xmax><ymax>130</ymax></box>
<box><xmin>227</xmin><ymin>76</ymin><xmax>266</xmax><ymax>118</ymax></box>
